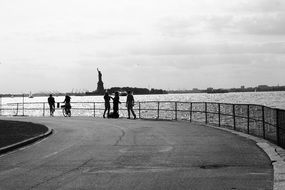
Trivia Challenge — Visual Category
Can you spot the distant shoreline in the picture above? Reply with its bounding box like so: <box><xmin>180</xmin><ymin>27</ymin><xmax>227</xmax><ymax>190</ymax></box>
<box><xmin>168</xmin><ymin>90</ymin><xmax>285</xmax><ymax>94</ymax></box>
<box><xmin>1</xmin><ymin>85</ymin><xmax>285</xmax><ymax>98</ymax></box>
<box><xmin>168</xmin><ymin>85</ymin><xmax>285</xmax><ymax>94</ymax></box>
<box><xmin>1</xmin><ymin>87</ymin><xmax>168</xmax><ymax>98</ymax></box>
<box><xmin>1</xmin><ymin>89</ymin><xmax>285</xmax><ymax>98</ymax></box>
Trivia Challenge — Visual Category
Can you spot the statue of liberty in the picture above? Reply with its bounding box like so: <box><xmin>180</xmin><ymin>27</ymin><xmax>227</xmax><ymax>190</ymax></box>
<box><xmin>97</xmin><ymin>68</ymin><xmax>102</xmax><ymax>82</ymax></box>
<box><xmin>96</xmin><ymin>68</ymin><xmax>104</xmax><ymax>94</ymax></box>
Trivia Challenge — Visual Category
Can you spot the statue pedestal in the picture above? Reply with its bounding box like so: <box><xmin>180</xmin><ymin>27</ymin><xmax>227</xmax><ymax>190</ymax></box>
<box><xmin>96</xmin><ymin>81</ymin><xmax>104</xmax><ymax>94</ymax></box>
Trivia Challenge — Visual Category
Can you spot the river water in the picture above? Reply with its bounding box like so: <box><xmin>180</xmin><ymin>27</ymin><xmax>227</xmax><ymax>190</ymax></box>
<box><xmin>2</xmin><ymin>91</ymin><xmax>285</xmax><ymax>110</ymax></box>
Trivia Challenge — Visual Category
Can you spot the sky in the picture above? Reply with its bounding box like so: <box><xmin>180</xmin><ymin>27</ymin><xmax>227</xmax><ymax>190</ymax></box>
<box><xmin>0</xmin><ymin>0</ymin><xmax>285</xmax><ymax>93</ymax></box>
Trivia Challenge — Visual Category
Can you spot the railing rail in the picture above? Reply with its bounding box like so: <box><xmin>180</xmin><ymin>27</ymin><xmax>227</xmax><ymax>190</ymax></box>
<box><xmin>1</xmin><ymin>101</ymin><xmax>285</xmax><ymax>148</ymax></box>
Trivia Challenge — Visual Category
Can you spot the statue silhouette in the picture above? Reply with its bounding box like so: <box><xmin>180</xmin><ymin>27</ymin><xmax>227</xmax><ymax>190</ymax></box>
<box><xmin>96</xmin><ymin>68</ymin><xmax>105</xmax><ymax>94</ymax></box>
<box><xmin>97</xmin><ymin>68</ymin><xmax>102</xmax><ymax>82</ymax></box>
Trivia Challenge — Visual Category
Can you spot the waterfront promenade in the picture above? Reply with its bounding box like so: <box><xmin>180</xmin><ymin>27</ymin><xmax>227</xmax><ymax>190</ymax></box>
<box><xmin>0</xmin><ymin>117</ymin><xmax>273</xmax><ymax>189</ymax></box>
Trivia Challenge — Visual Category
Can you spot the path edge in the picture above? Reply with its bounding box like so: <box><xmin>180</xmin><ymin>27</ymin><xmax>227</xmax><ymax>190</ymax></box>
<box><xmin>205</xmin><ymin>123</ymin><xmax>285</xmax><ymax>190</ymax></box>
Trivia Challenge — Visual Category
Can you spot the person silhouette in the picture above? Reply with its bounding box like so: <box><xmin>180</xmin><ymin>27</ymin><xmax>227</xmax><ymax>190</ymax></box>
<box><xmin>126</xmin><ymin>91</ymin><xmax>136</xmax><ymax>119</ymax></box>
<box><xmin>63</xmin><ymin>94</ymin><xmax>71</xmax><ymax>115</ymax></box>
<box><xmin>103</xmin><ymin>91</ymin><xmax>111</xmax><ymax>118</ymax></box>
<box><xmin>48</xmin><ymin>94</ymin><xmax>55</xmax><ymax>116</ymax></box>
<box><xmin>109</xmin><ymin>91</ymin><xmax>121</xmax><ymax>118</ymax></box>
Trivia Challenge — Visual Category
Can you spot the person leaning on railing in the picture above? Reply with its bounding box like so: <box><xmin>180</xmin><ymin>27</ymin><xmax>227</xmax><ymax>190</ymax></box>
<box><xmin>103</xmin><ymin>91</ymin><xmax>111</xmax><ymax>118</ymax></box>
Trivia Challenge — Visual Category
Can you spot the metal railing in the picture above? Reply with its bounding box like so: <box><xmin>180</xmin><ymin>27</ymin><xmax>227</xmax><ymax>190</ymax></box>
<box><xmin>1</xmin><ymin>101</ymin><xmax>285</xmax><ymax>148</ymax></box>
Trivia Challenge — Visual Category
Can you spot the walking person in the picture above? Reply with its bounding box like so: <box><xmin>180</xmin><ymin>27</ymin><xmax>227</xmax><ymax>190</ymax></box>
<box><xmin>126</xmin><ymin>91</ymin><xmax>136</xmax><ymax>119</ymax></box>
<box><xmin>103</xmin><ymin>92</ymin><xmax>111</xmax><ymax>118</ymax></box>
<box><xmin>48</xmin><ymin>94</ymin><xmax>55</xmax><ymax>116</ymax></box>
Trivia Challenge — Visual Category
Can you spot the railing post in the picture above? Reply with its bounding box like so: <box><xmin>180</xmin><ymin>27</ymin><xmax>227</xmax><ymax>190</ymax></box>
<box><xmin>22</xmin><ymin>94</ymin><xmax>25</xmax><ymax>116</ymax></box>
<box><xmin>175</xmin><ymin>102</ymin><xmax>178</xmax><ymax>120</ymax></box>
<box><xmin>247</xmin><ymin>105</ymin><xmax>250</xmax><ymax>134</ymax></box>
<box><xmin>190</xmin><ymin>102</ymin><xmax>192</xmax><ymax>122</ymax></box>
<box><xmin>157</xmin><ymin>102</ymin><xmax>160</xmax><ymax>119</ymax></box>
<box><xmin>276</xmin><ymin>109</ymin><xmax>280</xmax><ymax>146</ymax></box>
<box><xmin>93</xmin><ymin>102</ymin><xmax>96</xmax><ymax>117</ymax></box>
<box><xmin>262</xmin><ymin>106</ymin><xmax>266</xmax><ymax>139</ymax></box>
<box><xmin>43</xmin><ymin>103</ymin><xmax>45</xmax><ymax>116</ymax></box>
<box><xmin>233</xmin><ymin>104</ymin><xmax>236</xmax><ymax>130</ymax></box>
<box><xmin>139</xmin><ymin>102</ymin><xmax>141</xmax><ymax>119</ymax></box>
<box><xmin>15</xmin><ymin>103</ymin><xmax>19</xmax><ymax>116</ymax></box>
<box><xmin>205</xmin><ymin>102</ymin><xmax>208</xmax><ymax>124</ymax></box>
<box><xmin>0</xmin><ymin>95</ymin><xmax>2</xmax><ymax>116</ymax></box>
<box><xmin>218</xmin><ymin>103</ymin><xmax>221</xmax><ymax>127</ymax></box>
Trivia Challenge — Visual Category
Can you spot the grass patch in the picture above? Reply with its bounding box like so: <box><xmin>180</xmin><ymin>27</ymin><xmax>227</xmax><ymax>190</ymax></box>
<box><xmin>0</xmin><ymin>120</ymin><xmax>48</xmax><ymax>148</ymax></box>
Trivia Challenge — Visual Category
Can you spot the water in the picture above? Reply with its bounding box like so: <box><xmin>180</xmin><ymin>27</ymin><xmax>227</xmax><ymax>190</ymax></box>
<box><xmin>2</xmin><ymin>91</ymin><xmax>284</xmax><ymax>148</ymax></box>
<box><xmin>1</xmin><ymin>91</ymin><xmax>285</xmax><ymax>110</ymax></box>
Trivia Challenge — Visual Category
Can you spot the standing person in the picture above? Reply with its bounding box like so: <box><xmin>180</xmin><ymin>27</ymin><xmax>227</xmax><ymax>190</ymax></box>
<box><xmin>103</xmin><ymin>92</ymin><xmax>111</xmax><ymax>118</ymax></box>
<box><xmin>110</xmin><ymin>91</ymin><xmax>121</xmax><ymax>118</ymax></box>
<box><xmin>63</xmin><ymin>94</ymin><xmax>71</xmax><ymax>115</ymax></box>
<box><xmin>48</xmin><ymin>94</ymin><xmax>55</xmax><ymax>116</ymax></box>
<box><xmin>126</xmin><ymin>91</ymin><xmax>136</xmax><ymax>119</ymax></box>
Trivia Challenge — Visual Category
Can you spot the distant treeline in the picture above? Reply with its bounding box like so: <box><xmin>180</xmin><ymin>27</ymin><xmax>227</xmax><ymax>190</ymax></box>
<box><xmin>168</xmin><ymin>85</ymin><xmax>285</xmax><ymax>94</ymax></box>
<box><xmin>0</xmin><ymin>87</ymin><xmax>167</xmax><ymax>98</ymax></box>
<box><xmin>230</xmin><ymin>85</ymin><xmax>285</xmax><ymax>92</ymax></box>
<box><xmin>107</xmin><ymin>87</ymin><xmax>168</xmax><ymax>95</ymax></box>
<box><xmin>0</xmin><ymin>93</ymin><xmax>78</xmax><ymax>98</ymax></box>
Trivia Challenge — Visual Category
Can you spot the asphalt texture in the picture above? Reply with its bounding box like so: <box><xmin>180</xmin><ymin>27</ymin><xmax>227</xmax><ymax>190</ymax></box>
<box><xmin>0</xmin><ymin>117</ymin><xmax>273</xmax><ymax>190</ymax></box>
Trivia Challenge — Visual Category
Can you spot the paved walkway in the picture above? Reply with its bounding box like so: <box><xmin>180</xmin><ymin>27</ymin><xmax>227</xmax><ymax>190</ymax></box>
<box><xmin>0</xmin><ymin>117</ymin><xmax>274</xmax><ymax>189</ymax></box>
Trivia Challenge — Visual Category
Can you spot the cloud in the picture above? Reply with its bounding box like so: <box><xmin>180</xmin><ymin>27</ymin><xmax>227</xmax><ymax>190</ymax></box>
<box><xmin>156</xmin><ymin>0</ymin><xmax>285</xmax><ymax>37</ymax></box>
<box><xmin>235</xmin><ymin>13</ymin><xmax>285</xmax><ymax>35</ymax></box>
<box><xmin>1</xmin><ymin>0</ymin><xmax>285</xmax><ymax>93</ymax></box>
<box><xmin>231</xmin><ymin>0</ymin><xmax>285</xmax><ymax>13</ymax></box>
<box><xmin>129</xmin><ymin>41</ymin><xmax>285</xmax><ymax>56</ymax></box>
<box><xmin>157</xmin><ymin>12</ymin><xmax>285</xmax><ymax>37</ymax></box>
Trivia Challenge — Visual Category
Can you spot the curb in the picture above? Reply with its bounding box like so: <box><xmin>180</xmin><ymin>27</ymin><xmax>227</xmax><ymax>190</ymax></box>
<box><xmin>0</xmin><ymin>128</ymin><xmax>53</xmax><ymax>155</ymax></box>
<box><xmin>205</xmin><ymin>124</ymin><xmax>285</xmax><ymax>190</ymax></box>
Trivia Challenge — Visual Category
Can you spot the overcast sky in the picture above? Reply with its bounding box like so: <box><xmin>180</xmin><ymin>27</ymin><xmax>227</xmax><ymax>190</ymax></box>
<box><xmin>0</xmin><ymin>0</ymin><xmax>285</xmax><ymax>93</ymax></box>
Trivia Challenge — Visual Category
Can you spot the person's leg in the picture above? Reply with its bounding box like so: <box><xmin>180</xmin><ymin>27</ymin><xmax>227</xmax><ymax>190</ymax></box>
<box><xmin>103</xmin><ymin>108</ymin><xmax>106</xmax><ymax>118</ymax></box>
<box><xmin>49</xmin><ymin>106</ymin><xmax>53</xmax><ymax>116</ymax></box>
<box><xmin>114</xmin><ymin>104</ymin><xmax>118</xmax><ymax>114</ymax></box>
<box><xmin>127</xmin><ymin>108</ymin><xmax>131</xmax><ymax>119</ymax></box>
<box><xmin>131</xmin><ymin>108</ymin><xmax>136</xmax><ymax>119</ymax></box>
<box><xmin>107</xmin><ymin>107</ymin><xmax>110</xmax><ymax>118</ymax></box>
<box><xmin>114</xmin><ymin>111</ymin><xmax>119</xmax><ymax>118</ymax></box>
<box><xmin>51</xmin><ymin>105</ymin><xmax>55</xmax><ymax>116</ymax></box>
<box><xmin>66</xmin><ymin>105</ymin><xmax>71</xmax><ymax>115</ymax></box>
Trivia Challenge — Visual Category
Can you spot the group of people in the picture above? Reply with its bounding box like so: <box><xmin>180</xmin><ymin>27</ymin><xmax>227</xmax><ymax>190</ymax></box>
<box><xmin>47</xmin><ymin>91</ymin><xmax>136</xmax><ymax>119</ymax></box>
<box><xmin>103</xmin><ymin>91</ymin><xmax>136</xmax><ymax>119</ymax></box>
<box><xmin>47</xmin><ymin>94</ymin><xmax>71</xmax><ymax>116</ymax></box>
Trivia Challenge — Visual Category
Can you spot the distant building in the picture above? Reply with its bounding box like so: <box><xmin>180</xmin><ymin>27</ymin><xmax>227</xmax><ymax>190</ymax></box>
<box><xmin>192</xmin><ymin>88</ymin><xmax>200</xmax><ymax>93</ymax></box>
<box><xmin>257</xmin><ymin>85</ymin><xmax>270</xmax><ymax>91</ymax></box>
<box><xmin>207</xmin><ymin>87</ymin><xmax>214</xmax><ymax>92</ymax></box>
<box><xmin>258</xmin><ymin>85</ymin><xmax>269</xmax><ymax>88</ymax></box>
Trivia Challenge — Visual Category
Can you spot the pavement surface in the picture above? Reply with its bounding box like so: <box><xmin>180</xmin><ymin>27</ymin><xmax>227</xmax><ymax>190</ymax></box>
<box><xmin>0</xmin><ymin>117</ymin><xmax>273</xmax><ymax>190</ymax></box>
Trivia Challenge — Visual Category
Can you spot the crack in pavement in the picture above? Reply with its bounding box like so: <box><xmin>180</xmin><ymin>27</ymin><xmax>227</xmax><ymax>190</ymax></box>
<box><xmin>29</xmin><ymin>158</ymin><xmax>93</xmax><ymax>189</ymax></box>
